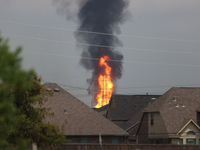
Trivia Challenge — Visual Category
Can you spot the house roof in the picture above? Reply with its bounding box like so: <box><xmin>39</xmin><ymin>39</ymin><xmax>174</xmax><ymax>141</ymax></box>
<box><xmin>143</xmin><ymin>87</ymin><xmax>200</xmax><ymax>134</ymax></box>
<box><xmin>107</xmin><ymin>94</ymin><xmax>160</xmax><ymax>136</ymax></box>
<box><xmin>40</xmin><ymin>83</ymin><xmax>128</xmax><ymax>136</ymax></box>
<box><xmin>93</xmin><ymin>104</ymin><xmax>108</xmax><ymax>116</ymax></box>
<box><xmin>108</xmin><ymin>94</ymin><xmax>160</xmax><ymax>122</ymax></box>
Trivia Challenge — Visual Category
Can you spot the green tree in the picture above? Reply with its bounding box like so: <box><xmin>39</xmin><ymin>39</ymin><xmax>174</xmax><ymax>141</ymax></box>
<box><xmin>8</xmin><ymin>74</ymin><xmax>66</xmax><ymax>148</ymax></box>
<box><xmin>0</xmin><ymin>33</ymin><xmax>66</xmax><ymax>149</ymax></box>
<box><xmin>0</xmin><ymin>33</ymin><xmax>34</xmax><ymax>149</ymax></box>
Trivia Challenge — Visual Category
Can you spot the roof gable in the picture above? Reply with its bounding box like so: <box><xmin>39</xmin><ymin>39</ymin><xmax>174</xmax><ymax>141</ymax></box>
<box><xmin>106</xmin><ymin>94</ymin><xmax>160</xmax><ymax>137</ymax></box>
<box><xmin>177</xmin><ymin>119</ymin><xmax>200</xmax><ymax>135</ymax></box>
<box><xmin>144</xmin><ymin>87</ymin><xmax>200</xmax><ymax>134</ymax></box>
<box><xmin>41</xmin><ymin>83</ymin><xmax>128</xmax><ymax>136</ymax></box>
<box><xmin>108</xmin><ymin>94</ymin><xmax>160</xmax><ymax>121</ymax></box>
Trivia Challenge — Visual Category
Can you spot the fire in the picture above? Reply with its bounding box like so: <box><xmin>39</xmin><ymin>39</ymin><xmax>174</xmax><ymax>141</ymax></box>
<box><xmin>95</xmin><ymin>55</ymin><xmax>114</xmax><ymax>108</ymax></box>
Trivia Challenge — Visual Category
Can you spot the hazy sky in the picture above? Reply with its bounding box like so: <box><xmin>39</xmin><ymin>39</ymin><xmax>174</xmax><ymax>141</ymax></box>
<box><xmin>1</xmin><ymin>0</ymin><xmax>200</xmax><ymax>106</ymax></box>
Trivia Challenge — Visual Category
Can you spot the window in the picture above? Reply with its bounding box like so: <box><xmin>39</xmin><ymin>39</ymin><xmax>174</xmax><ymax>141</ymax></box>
<box><xmin>199</xmin><ymin>139</ymin><xmax>200</xmax><ymax>144</ymax></box>
<box><xmin>151</xmin><ymin>113</ymin><xmax>154</xmax><ymax>125</ymax></box>
<box><xmin>197</xmin><ymin>112</ymin><xmax>200</xmax><ymax>126</ymax></box>
<box><xmin>179</xmin><ymin>139</ymin><xmax>183</xmax><ymax>144</ymax></box>
<box><xmin>186</xmin><ymin>139</ymin><xmax>196</xmax><ymax>145</ymax></box>
<box><xmin>187</xmin><ymin>131</ymin><xmax>196</xmax><ymax>135</ymax></box>
<box><xmin>81</xmin><ymin>137</ymin><xmax>89</xmax><ymax>143</ymax></box>
<box><xmin>112</xmin><ymin>137</ymin><xmax>119</xmax><ymax>144</ymax></box>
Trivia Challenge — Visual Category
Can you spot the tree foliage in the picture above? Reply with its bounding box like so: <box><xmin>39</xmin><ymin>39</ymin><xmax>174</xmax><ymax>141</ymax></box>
<box><xmin>8</xmin><ymin>74</ymin><xmax>66</xmax><ymax>148</ymax></box>
<box><xmin>0</xmin><ymin>33</ymin><xmax>66</xmax><ymax>149</ymax></box>
<box><xmin>0</xmin><ymin>33</ymin><xmax>34</xmax><ymax>149</ymax></box>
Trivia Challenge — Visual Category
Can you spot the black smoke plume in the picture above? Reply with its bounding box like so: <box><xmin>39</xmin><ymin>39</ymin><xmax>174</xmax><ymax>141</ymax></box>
<box><xmin>54</xmin><ymin>0</ymin><xmax>130</xmax><ymax>106</ymax></box>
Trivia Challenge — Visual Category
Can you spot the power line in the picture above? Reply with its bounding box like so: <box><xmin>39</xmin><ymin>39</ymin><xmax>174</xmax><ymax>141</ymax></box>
<box><xmin>119</xmin><ymin>84</ymin><xmax>200</xmax><ymax>89</ymax></box>
<box><xmin>2</xmin><ymin>33</ymin><xmax>200</xmax><ymax>56</ymax></box>
<box><xmin>1</xmin><ymin>19</ymin><xmax>200</xmax><ymax>43</ymax></box>
<box><xmin>42</xmin><ymin>80</ymin><xmax>200</xmax><ymax>92</ymax></box>
<box><xmin>23</xmin><ymin>50</ymin><xmax>200</xmax><ymax>67</ymax></box>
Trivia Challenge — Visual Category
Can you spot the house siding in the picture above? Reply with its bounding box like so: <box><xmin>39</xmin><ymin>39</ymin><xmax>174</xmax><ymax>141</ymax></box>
<box><xmin>178</xmin><ymin>122</ymin><xmax>200</xmax><ymax>145</ymax></box>
<box><xmin>171</xmin><ymin>138</ymin><xmax>180</xmax><ymax>144</ymax></box>
<box><xmin>148</xmin><ymin>112</ymin><xmax>168</xmax><ymax>138</ymax></box>
<box><xmin>137</xmin><ymin>113</ymin><xmax>149</xmax><ymax>144</ymax></box>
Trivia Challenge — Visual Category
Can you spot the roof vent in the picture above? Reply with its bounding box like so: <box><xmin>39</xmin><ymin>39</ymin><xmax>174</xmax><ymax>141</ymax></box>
<box><xmin>175</xmin><ymin>99</ymin><xmax>180</xmax><ymax>108</ymax></box>
<box><xmin>46</xmin><ymin>88</ymin><xmax>52</xmax><ymax>91</ymax></box>
<box><xmin>64</xmin><ymin>109</ymin><xmax>67</xmax><ymax>114</ymax></box>
<box><xmin>54</xmin><ymin>88</ymin><xmax>60</xmax><ymax>92</ymax></box>
<box><xmin>182</xmin><ymin>98</ymin><xmax>185</xmax><ymax>107</ymax></box>
<box><xmin>151</xmin><ymin>98</ymin><xmax>156</xmax><ymax>100</ymax></box>
<box><xmin>173</xmin><ymin>96</ymin><xmax>178</xmax><ymax>102</ymax></box>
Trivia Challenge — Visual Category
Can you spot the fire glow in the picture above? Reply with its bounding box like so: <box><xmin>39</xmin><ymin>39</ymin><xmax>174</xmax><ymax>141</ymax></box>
<box><xmin>58</xmin><ymin>0</ymin><xmax>128</xmax><ymax>108</ymax></box>
<box><xmin>95</xmin><ymin>55</ymin><xmax>114</xmax><ymax>108</ymax></box>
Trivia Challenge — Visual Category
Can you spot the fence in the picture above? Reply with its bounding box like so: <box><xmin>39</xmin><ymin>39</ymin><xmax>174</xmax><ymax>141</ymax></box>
<box><xmin>40</xmin><ymin>144</ymin><xmax>200</xmax><ymax>150</ymax></box>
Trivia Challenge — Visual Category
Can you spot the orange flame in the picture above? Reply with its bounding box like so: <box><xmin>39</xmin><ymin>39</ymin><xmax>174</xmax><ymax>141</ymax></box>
<box><xmin>95</xmin><ymin>55</ymin><xmax>114</xmax><ymax>108</ymax></box>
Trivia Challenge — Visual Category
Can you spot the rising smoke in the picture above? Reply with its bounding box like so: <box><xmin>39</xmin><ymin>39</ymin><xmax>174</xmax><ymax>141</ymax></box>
<box><xmin>54</xmin><ymin>0</ymin><xmax>130</xmax><ymax>106</ymax></box>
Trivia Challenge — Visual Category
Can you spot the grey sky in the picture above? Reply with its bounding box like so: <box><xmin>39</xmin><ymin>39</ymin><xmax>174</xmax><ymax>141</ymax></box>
<box><xmin>0</xmin><ymin>0</ymin><xmax>200</xmax><ymax>106</ymax></box>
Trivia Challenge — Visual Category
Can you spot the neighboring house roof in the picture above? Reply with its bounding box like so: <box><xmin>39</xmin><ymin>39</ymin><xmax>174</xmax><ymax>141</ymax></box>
<box><xmin>143</xmin><ymin>87</ymin><xmax>200</xmax><ymax>135</ymax></box>
<box><xmin>93</xmin><ymin>104</ymin><xmax>108</xmax><ymax>116</ymax></box>
<box><xmin>106</xmin><ymin>94</ymin><xmax>161</xmax><ymax>137</ymax></box>
<box><xmin>108</xmin><ymin>95</ymin><xmax>160</xmax><ymax>121</ymax></box>
<box><xmin>41</xmin><ymin>83</ymin><xmax>128</xmax><ymax>136</ymax></box>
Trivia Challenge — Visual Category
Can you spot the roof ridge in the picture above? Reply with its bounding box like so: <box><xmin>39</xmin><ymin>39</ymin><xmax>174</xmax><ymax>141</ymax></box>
<box><xmin>42</xmin><ymin>83</ymin><xmax>129</xmax><ymax>136</ymax></box>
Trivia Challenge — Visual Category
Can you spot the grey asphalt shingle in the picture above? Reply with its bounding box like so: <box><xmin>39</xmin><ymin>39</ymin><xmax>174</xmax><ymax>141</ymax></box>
<box><xmin>144</xmin><ymin>87</ymin><xmax>200</xmax><ymax>134</ymax></box>
<box><xmin>40</xmin><ymin>83</ymin><xmax>129</xmax><ymax>136</ymax></box>
<box><xmin>107</xmin><ymin>94</ymin><xmax>160</xmax><ymax>136</ymax></box>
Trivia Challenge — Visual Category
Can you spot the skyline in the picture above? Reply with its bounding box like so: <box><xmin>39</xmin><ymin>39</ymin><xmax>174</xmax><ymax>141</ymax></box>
<box><xmin>0</xmin><ymin>0</ymin><xmax>200</xmax><ymax>106</ymax></box>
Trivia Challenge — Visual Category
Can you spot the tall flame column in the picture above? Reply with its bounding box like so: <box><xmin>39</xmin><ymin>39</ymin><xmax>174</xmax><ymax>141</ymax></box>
<box><xmin>95</xmin><ymin>55</ymin><xmax>114</xmax><ymax>108</ymax></box>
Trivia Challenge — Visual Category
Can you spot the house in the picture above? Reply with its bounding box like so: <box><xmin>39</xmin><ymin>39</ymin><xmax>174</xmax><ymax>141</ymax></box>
<box><xmin>136</xmin><ymin>87</ymin><xmax>200</xmax><ymax>145</ymax></box>
<box><xmin>93</xmin><ymin>104</ymin><xmax>108</xmax><ymax>116</ymax></box>
<box><xmin>96</xmin><ymin>94</ymin><xmax>160</xmax><ymax>143</ymax></box>
<box><xmin>41</xmin><ymin>83</ymin><xmax>129</xmax><ymax>144</ymax></box>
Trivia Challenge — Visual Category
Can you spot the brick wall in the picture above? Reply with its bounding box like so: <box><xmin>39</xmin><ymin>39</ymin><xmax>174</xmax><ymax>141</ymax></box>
<box><xmin>149</xmin><ymin>138</ymin><xmax>171</xmax><ymax>144</ymax></box>
<box><xmin>66</xmin><ymin>136</ymin><xmax>128</xmax><ymax>144</ymax></box>
<box><xmin>40</xmin><ymin>144</ymin><xmax>200</xmax><ymax>150</ymax></box>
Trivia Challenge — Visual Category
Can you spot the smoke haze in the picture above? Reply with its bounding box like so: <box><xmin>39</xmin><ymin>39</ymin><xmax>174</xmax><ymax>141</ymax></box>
<box><xmin>54</xmin><ymin>0</ymin><xmax>130</xmax><ymax>106</ymax></box>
